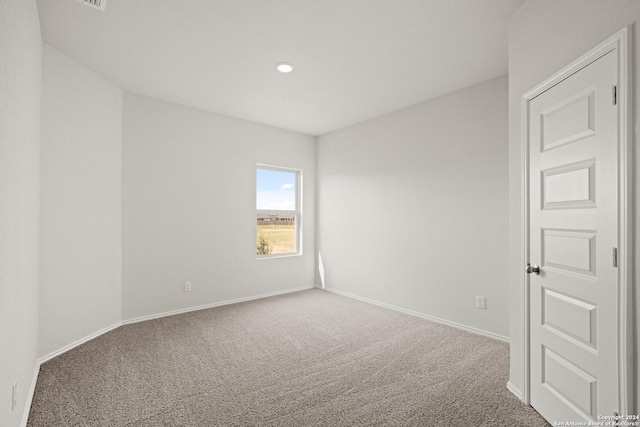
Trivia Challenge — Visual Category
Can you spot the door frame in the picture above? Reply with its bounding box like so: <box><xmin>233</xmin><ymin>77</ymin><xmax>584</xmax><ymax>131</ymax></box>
<box><xmin>519</xmin><ymin>26</ymin><xmax>632</xmax><ymax>415</ymax></box>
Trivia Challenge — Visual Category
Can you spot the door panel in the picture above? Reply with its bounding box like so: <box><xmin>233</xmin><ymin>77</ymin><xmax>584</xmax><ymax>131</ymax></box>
<box><xmin>542</xmin><ymin>288</ymin><xmax>597</xmax><ymax>350</ymax></box>
<box><xmin>541</xmin><ymin>228</ymin><xmax>596</xmax><ymax>277</ymax></box>
<box><xmin>542</xmin><ymin>346</ymin><xmax>598</xmax><ymax>417</ymax></box>
<box><xmin>528</xmin><ymin>49</ymin><xmax>619</xmax><ymax>423</ymax></box>
<box><xmin>540</xmin><ymin>88</ymin><xmax>595</xmax><ymax>150</ymax></box>
<box><xmin>541</xmin><ymin>159</ymin><xmax>596</xmax><ymax>209</ymax></box>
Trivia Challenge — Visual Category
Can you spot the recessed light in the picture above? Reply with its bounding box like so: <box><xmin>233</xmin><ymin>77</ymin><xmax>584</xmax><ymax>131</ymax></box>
<box><xmin>276</xmin><ymin>62</ymin><xmax>294</xmax><ymax>73</ymax></box>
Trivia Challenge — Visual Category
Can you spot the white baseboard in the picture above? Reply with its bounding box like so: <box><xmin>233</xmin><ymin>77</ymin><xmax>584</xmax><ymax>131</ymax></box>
<box><xmin>20</xmin><ymin>360</ymin><xmax>41</xmax><ymax>427</ymax></box>
<box><xmin>506</xmin><ymin>381</ymin><xmax>523</xmax><ymax>401</ymax></box>
<box><xmin>323</xmin><ymin>287</ymin><xmax>510</xmax><ymax>343</ymax></box>
<box><xmin>122</xmin><ymin>285</ymin><xmax>316</xmax><ymax>325</ymax></box>
<box><xmin>39</xmin><ymin>322</ymin><xmax>122</xmax><ymax>365</ymax></box>
<box><xmin>24</xmin><ymin>324</ymin><xmax>122</xmax><ymax>426</ymax></box>
<box><xmin>23</xmin><ymin>285</ymin><xmax>315</xmax><ymax>426</ymax></box>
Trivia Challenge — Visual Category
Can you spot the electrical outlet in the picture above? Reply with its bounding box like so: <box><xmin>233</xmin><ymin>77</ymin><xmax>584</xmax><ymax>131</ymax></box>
<box><xmin>476</xmin><ymin>296</ymin><xmax>487</xmax><ymax>309</ymax></box>
<box><xmin>184</xmin><ymin>281</ymin><xmax>192</xmax><ymax>292</ymax></box>
<box><xmin>12</xmin><ymin>381</ymin><xmax>17</xmax><ymax>411</ymax></box>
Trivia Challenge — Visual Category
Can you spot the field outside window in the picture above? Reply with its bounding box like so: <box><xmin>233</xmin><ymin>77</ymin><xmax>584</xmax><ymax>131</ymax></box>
<box><xmin>256</xmin><ymin>166</ymin><xmax>301</xmax><ymax>257</ymax></box>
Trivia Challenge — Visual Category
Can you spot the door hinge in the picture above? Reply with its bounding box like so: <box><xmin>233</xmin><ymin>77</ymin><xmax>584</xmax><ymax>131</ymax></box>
<box><xmin>612</xmin><ymin>248</ymin><xmax>618</xmax><ymax>267</ymax></box>
<box><xmin>612</xmin><ymin>85</ymin><xmax>617</xmax><ymax>105</ymax></box>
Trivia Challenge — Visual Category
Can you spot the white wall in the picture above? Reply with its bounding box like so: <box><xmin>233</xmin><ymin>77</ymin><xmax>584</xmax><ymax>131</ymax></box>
<box><xmin>316</xmin><ymin>76</ymin><xmax>510</xmax><ymax>338</ymax></box>
<box><xmin>39</xmin><ymin>44</ymin><xmax>122</xmax><ymax>359</ymax></box>
<box><xmin>0</xmin><ymin>1</ymin><xmax>42</xmax><ymax>425</ymax></box>
<box><xmin>507</xmin><ymin>0</ymin><xmax>640</xmax><ymax>410</ymax></box>
<box><xmin>122</xmin><ymin>93</ymin><xmax>316</xmax><ymax>320</ymax></box>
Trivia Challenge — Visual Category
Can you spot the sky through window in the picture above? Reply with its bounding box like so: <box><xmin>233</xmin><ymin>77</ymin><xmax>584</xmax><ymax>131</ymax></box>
<box><xmin>256</xmin><ymin>168</ymin><xmax>296</xmax><ymax>210</ymax></box>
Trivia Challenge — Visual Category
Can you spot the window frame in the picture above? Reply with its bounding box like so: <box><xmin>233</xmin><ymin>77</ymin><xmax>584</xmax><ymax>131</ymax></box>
<box><xmin>256</xmin><ymin>164</ymin><xmax>302</xmax><ymax>259</ymax></box>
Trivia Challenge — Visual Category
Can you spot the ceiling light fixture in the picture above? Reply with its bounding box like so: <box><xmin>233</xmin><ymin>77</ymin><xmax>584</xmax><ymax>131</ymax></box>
<box><xmin>276</xmin><ymin>62</ymin><xmax>294</xmax><ymax>73</ymax></box>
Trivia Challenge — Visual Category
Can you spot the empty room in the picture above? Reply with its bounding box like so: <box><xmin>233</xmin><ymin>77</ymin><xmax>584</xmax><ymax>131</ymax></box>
<box><xmin>1</xmin><ymin>0</ymin><xmax>638</xmax><ymax>426</ymax></box>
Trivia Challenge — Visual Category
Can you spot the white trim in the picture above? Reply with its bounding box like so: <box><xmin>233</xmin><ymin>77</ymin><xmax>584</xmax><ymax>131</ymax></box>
<box><xmin>323</xmin><ymin>287</ymin><xmax>510</xmax><ymax>343</ymax></box>
<box><xmin>257</xmin><ymin>209</ymin><xmax>296</xmax><ymax>214</ymax></box>
<box><xmin>616</xmin><ymin>24</ymin><xmax>633</xmax><ymax>416</ymax></box>
<box><xmin>256</xmin><ymin>163</ymin><xmax>301</xmax><ymax>173</ymax></box>
<box><xmin>48</xmin><ymin>285</ymin><xmax>312</xmax><ymax>355</ymax></box>
<box><xmin>519</xmin><ymin>26</ymin><xmax>631</xmax><ymax>413</ymax></box>
<box><xmin>122</xmin><ymin>285</ymin><xmax>315</xmax><ymax>325</ymax></box>
<box><xmin>23</xmin><ymin>285</ymin><xmax>314</xmax><ymax>425</ymax></box>
<box><xmin>39</xmin><ymin>322</ymin><xmax>122</xmax><ymax>364</ymax></box>
<box><xmin>256</xmin><ymin>164</ymin><xmax>303</xmax><ymax>258</ymax></box>
<box><xmin>507</xmin><ymin>381</ymin><xmax>523</xmax><ymax>400</ymax></box>
<box><xmin>20</xmin><ymin>361</ymin><xmax>41</xmax><ymax>427</ymax></box>
<box><xmin>520</xmin><ymin>85</ymin><xmax>531</xmax><ymax>405</ymax></box>
<box><xmin>256</xmin><ymin>253</ymin><xmax>303</xmax><ymax>260</ymax></box>
<box><xmin>23</xmin><ymin>322</ymin><xmax>122</xmax><ymax>425</ymax></box>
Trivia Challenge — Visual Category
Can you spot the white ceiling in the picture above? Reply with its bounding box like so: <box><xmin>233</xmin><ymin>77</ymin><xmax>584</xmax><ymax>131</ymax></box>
<box><xmin>36</xmin><ymin>0</ymin><xmax>524</xmax><ymax>136</ymax></box>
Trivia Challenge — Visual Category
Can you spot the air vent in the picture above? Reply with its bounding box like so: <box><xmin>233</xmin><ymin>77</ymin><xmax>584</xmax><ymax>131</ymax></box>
<box><xmin>75</xmin><ymin>0</ymin><xmax>106</xmax><ymax>11</ymax></box>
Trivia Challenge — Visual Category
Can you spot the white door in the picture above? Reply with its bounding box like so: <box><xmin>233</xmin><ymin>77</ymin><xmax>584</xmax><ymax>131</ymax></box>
<box><xmin>528</xmin><ymin>49</ymin><xmax>619</xmax><ymax>423</ymax></box>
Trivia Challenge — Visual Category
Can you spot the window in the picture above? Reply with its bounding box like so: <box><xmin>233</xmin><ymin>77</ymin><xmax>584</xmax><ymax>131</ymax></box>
<box><xmin>256</xmin><ymin>165</ymin><xmax>301</xmax><ymax>257</ymax></box>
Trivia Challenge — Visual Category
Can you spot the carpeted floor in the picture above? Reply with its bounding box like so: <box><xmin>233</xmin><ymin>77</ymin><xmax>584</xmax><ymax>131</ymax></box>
<box><xmin>27</xmin><ymin>289</ymin><xmax>549</xmax><ymax>426</ymax></box>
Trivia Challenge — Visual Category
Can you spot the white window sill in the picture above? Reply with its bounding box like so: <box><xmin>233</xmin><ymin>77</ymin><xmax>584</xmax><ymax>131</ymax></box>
<box><xmin>256</xmin><ymin>252</ymin><xmax>302</xmax><ymax>260</ymax></box>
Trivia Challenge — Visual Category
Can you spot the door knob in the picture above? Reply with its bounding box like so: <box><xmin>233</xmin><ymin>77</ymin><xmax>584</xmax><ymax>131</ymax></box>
<box><xmin>526</xmin><ymin>264</ymin><xmax>541</xmax><ymax>275</ymax></box>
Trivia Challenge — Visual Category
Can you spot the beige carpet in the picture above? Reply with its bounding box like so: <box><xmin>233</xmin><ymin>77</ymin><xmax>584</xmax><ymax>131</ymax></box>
<box><xmin>27</xmin><ymin>289</ymin><xmax>549</xmax><ymax>426</ymax></box>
